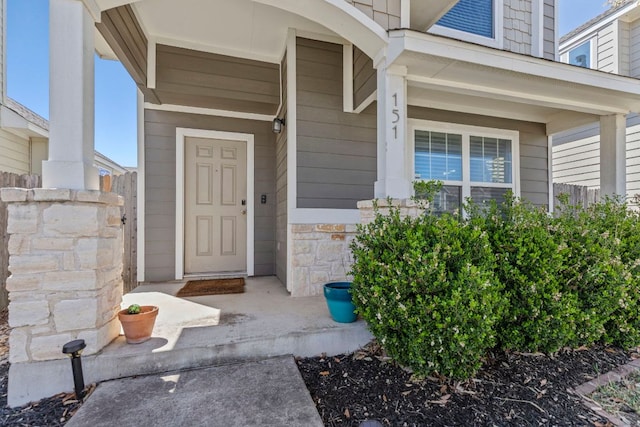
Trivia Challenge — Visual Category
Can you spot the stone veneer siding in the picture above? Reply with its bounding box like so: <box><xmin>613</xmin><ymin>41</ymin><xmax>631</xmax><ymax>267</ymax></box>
<box><xmin>358</xmin><ymin>198</ymin><xmax>422</xmax><ymax>224</ymax></box>
<box><xmin>290</xmin><ymin>223</ymin><xmax>358</xmax><ymax>297</ymax></box>
<box><xmin>504</xmin><ymin>0</ymin><xmax>533</xmax><ymax>55</ymax></box>
<box><xmin>345</xmin><ymin>0</ymin><xmax>401</xmax><ymax>30</ymax></box>
<box><xmin>1</xmin><ymin>188</ymin><xmax>123</xmax><ymax>367</ymax></box>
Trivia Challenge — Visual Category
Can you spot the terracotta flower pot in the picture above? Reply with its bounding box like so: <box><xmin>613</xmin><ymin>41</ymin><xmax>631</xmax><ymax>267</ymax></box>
<box><xmin>117</xmin><ymin>305</ymin><xmax>159</xmax><ymax>344</ymax></box>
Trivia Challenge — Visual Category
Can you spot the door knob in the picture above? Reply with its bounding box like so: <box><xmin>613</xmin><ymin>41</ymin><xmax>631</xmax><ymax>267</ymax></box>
<box><xmin>241</xmin><ymin>209</ymin><xmax>247</xmax><ymax>215</ymax></box>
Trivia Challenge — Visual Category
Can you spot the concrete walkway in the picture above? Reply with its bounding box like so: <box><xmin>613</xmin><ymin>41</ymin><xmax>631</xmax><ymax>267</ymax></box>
<box><xmin>66</xmin><ymin>356</ymin><xmax>324</xmax><ymax>427</ymax></box>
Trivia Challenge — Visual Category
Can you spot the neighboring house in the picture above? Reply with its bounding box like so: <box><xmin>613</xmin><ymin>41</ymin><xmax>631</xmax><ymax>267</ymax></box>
<box><xmin>80</xmin><ymin>0</ymin><xmax>640</xmax><ymax>296</ymax></box>
<box><xmin>554</xmin><ymin>1</ymin><xmax>640</xmax><ymax>199</ymax></box>
<box><xmin>0</xmin><ymin>96</ymin><xmax>127</xmax><ymax>177</ymax></box>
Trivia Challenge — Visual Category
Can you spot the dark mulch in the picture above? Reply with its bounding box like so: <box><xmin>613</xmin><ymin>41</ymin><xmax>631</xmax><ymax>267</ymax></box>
<box><xmin>0</xmin><ymin>309</ymin><xmax>90</xmax><ymax>426</ymax></box>
<box><xmin>298</xmin><ymin>341</ymin><xmax>638</xmax><ymax>426</ymax></box>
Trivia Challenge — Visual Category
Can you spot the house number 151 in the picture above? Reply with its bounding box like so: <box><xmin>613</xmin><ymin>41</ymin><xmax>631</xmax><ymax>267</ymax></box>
<box><xmin>391</xmin><ymin>93</ymin><xmax>400</xmax><ymax>140</ymax></box>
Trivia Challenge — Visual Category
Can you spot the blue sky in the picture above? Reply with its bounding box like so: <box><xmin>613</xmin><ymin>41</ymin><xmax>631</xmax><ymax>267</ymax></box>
<box><xmin>5</xmin><ymin>0</ymin><xmax>615</xmax><ymax>168</ymax></box>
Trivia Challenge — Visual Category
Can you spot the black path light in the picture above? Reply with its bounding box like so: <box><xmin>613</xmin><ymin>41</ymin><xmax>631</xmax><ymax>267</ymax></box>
<box><xmin>62</xmin><ymin>339</ymin><xmax>87</xmax><ymax>400</ymax></box>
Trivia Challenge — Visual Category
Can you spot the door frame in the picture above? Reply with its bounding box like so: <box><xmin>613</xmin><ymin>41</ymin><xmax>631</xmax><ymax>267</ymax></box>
<box><xmin>175</xmin><ymin>127</ymin><xmax>255</xmax><ymax>280</ymax></box>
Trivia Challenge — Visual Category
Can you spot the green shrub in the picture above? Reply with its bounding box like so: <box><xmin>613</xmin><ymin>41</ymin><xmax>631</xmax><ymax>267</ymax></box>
<box><xmin>471</xmin><ymin>196</ymin><xmax>580</xmax><ymax>352</ymax></box>
<box><xmin>350</xmin><ymin>201</ymin><xmax>504</xmax><ymax>379</ymax></box>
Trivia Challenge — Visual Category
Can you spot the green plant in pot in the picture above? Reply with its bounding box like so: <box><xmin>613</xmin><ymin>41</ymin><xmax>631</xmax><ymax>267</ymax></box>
<box><xmin>117</xmin><ymin>303</ymin><xmax>159</xmax><ymax>344</ymax></box>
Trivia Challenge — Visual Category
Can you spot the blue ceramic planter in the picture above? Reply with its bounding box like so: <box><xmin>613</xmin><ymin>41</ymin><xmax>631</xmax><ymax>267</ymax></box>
<box><xmin>323</xmin><ymin>282</ymin><xmax>357</xmax><ymax>323</ymax></box>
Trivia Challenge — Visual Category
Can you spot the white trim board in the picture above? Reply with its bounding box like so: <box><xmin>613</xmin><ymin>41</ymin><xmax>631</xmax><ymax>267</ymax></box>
<box><xmin>144</xmin><ymin>103</ymin><xmax>275</xmax><ymax>122</ymax></box>
<box><xmin>175</xmin><ymin>128</ymin><xmax>255</xmax><ymax>280</ymax></box>
<box><xmin>136</xmin><ymin>89</ymin><xmax>145</xmax><ymax>282</ymax></box>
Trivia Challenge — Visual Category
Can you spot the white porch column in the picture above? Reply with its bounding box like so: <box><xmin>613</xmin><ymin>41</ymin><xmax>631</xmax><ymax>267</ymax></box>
<box><xmin>600</xmin><ymin>114</ymin><xmax>627</xmax><ymax>198</ymax></box>
<box><xmin>374</xmin><ymin>64</ymin><xmax>412</xmax><ymax>199</ymax></box>
<box><xmin>42</xmin><ymin>0</ymin><xmax>99</xmax><ymax>190</ymax></box>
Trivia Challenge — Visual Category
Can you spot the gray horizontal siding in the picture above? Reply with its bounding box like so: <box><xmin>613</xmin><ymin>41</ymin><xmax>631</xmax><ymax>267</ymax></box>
<box><xmin>353</xmin><ymin>46</ymin><xmax>376</xmax><ymax>108</ymax></box>
<box><xmin>96</xmin><ymin>4</ymin><xmax>153</xmax><ymax>102</ymax></box>
<box><xmin>631</xmin><ymin>20</ymin><xmax>640</xmax><ymax>77</ymax></box>
<box><xmin>597</xmin><ymin>22</ymin><xmax>617</xmax><ymax>73</ymax></box>
<box><xmin>408</xmin><ymin>106</ymin><xmax>549</xmax><ymax>207</ymax></box>
<box><xmin>296</xmin><ymin>38</ymin><xmax>377</xmax><ymax>209</ymax></box>
<box><xmin>152</xmin><ymin>44</ymin><xmax>280</xmax><ymax>115</ymax></box>
<box><xmin>144</xmin><ymin>109</ymin><xmax>276</xmax><ymax>281</ymax></box>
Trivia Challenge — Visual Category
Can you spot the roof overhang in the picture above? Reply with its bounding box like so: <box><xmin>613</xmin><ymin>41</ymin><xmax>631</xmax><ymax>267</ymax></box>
<box><xmin>410</xmin><ymin>0</ymin><xmax>459</xmax><ymax>32</ymax></box>
<box><xmin>1</xmin><ymin>102</ymin><xmax>49</xmax><ymax>139</ymax></box>
<box><xmin>388</xmin><ymin>30</ymin><xmax>640</xmax><ymax>134</ymax></box>
<box><xmin>93</xmin><ymin>0</ymin><xmax>388</xmax><ymax>62</ymax></box>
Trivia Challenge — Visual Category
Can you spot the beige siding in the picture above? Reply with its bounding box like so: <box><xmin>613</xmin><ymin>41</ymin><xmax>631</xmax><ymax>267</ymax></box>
<box><xmin>152</xmin><ymin>45</ymin><xmax>280</xmax><ymax>115</ymax></box>
<box><xmin>276</xmin><ymin>54</ymin><xmax>287</xmax><ymax>284</ymax></box>
<box><xmin>554</xmin><ymin>123</ymin><xmax>640</xmax><ymax>198</ymax></box>
<box><xmin>552</xmin><ymin>137</ymin><xmax>600</xmax><ymax>188</ymax></box>
<box><xmin>353</xmin><ymin>47</ymin><xmax>376</xmax><ymax>109</ymax></box>
<box><xmin>296</xmin><ymin>38</ymin><xmax>377</xmax><ymax>209</ymax></box>
<box><xmin>344</xmin><ymin>0</ymin><xmax>401</xmax><ymax>29</ymax></box>
<box><xmin>597</xmin><ymin>22</ymin><xmax>617</xmax><ymax>73</ymax></box>
<box><xmin>630</xmin><ymin>20</ymin><xmax>640</xmax><ymax>77</ymax></box>
<box><xmin>144</xmin><ymin>109</ymin><xmax>276</xmax><ymax>281</ymax></box>
<box><xmin>0</xmin><ymin>129</ymin><xmax>30</xmax><ymax>174</ymax></box>
<box><xmin>543</xmin><ymin>0</ymin><xmax>555</xmax><ymax>60</ymax></box>
<box><xmin>30</xmin><ymin>138</ymin><xmax>48</xmax><ymax>175</ymax></box>
<box><xmin>503</xmin><ymin>0</ymin><xmax>532</xmax><ymax>55</ymax></box>
<box><xmin>408</xmin><ymin>106</ymin><xmax>549</xmax><ymax>207</ymax></box>
<box><xmin>620</xmin><ymin>21</ymin><xmax>631</xmax><ymax>76</ymax></box>
<box><xmin>96</xmin><ymin>5</ymin><xmax>147</xmax><ymax>87</ymax></box>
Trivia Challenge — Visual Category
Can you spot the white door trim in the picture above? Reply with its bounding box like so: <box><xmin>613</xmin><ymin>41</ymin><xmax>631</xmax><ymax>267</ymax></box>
<box><xmin>175</xmin><ymin>128</ymin><xmax>255</xmax><ymax>280</ymax></box>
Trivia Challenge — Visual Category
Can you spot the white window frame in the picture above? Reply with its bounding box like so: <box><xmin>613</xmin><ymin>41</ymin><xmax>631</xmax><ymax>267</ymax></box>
<box><xmin>560</xmin><ymin>36</ymin><xmax>596</xmax><ymax>69</ymax></box>
<box><xmin>409</xmin><ymin>119</ymin><xmax>520</xmax><ymax>204</ymax></box>
<box><xmin>428</xmin><ymin>0</ymin><xmax>504</xmax><ymax>50</ymax></box>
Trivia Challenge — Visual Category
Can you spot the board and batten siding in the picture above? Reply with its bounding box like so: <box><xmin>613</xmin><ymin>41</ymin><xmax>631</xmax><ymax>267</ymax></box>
<box><xmin>296</xmin><ymin>38</ymin><xmax>377</xmax><ymax>209</ymax></box>
<box><xmin>153</xmin><ymin>45</ymin><xmax>280</xmax><ymax>115</ymax></box>
<box><xmin>543</xmin><ymin>0</ymin><xmax>556</xmax><ymax>60</ymax></box>
<box><xmin>408</xmin><ymin>106</ymin><xmax>550</xmax><ymax>207</ymax></box>
<box><xmin>276</xmin><ymin>54</ymin><xmax>288</xmax><ymax>285</ymax></box>
<box><xmin>0</xmin><ymin>129</ymin><xmax>30</xmax><ymax>174</ymax></box>
<box><xmin>353</xmin><ymin>47</ymin><xmax>376</xmax><ymax>109</ymax></box>
<box><xmin>144</xmin><ymin>109</ymin><xmax>276</xmax><ymax>281</ymax></box>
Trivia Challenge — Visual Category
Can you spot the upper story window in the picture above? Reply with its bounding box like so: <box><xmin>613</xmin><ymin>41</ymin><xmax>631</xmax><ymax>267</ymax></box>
<box><xmin>438</xmin><ymin>0</ymin><xmax>494</xmax><ymax>38</ymax></box>
<box><xmin>430</xmin><ymin>0</ymin><xmax>503</xmax><ymax>49</ymax></box>
<box><xmin>568</xmin><ymin>41</ymin><xmax>591</xmax><ymax>68</ymax></box>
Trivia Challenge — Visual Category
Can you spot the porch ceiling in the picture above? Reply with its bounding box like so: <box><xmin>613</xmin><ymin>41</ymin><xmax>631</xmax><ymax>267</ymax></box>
<box><xmin>390</xmin><ymin>30</ymin><xmax>640</xmax><ymax>134</ymax></box>
<box><xmin>95</xmin><ymin>0</ymin><xmax>353</xmax><ymax>63</ymax></box>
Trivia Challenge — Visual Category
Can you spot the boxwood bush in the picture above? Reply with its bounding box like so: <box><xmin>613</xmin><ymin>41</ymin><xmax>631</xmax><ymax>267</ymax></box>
<box><xmin>350</xmin><ymin>201</ymin><xmax>504</xmax><ymax>379</ymax></box>
<box><xmin>350</xmin><ymin>185</ymin><xmax>640</xmax><ymax>380</ymax></box>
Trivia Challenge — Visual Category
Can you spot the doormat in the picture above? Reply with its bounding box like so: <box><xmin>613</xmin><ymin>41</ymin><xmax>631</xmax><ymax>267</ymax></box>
<box><xmin>176</xmin><ymin>278</ymin><xmax>245</xmax><ymax>297</ymax></box>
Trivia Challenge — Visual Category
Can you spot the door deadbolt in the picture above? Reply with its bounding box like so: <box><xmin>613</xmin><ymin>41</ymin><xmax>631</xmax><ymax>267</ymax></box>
<box><xmin>241</xmin><ymin>199</ymin><xmax>246</xmax><ymax>206</ymax></box>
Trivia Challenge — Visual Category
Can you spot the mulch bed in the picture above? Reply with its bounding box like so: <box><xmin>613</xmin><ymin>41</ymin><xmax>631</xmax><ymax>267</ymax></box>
<box><xmin>297</xmin><ymin>341</ymin><xmax>638</xmax><ymax>426</ymax></box>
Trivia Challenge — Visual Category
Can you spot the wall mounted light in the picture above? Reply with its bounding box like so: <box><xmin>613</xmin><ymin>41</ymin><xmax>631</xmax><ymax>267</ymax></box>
<box><xmin>272</xmin><ymin>117</ymin><xmax>285</xmax><ymax>134</ymax></box>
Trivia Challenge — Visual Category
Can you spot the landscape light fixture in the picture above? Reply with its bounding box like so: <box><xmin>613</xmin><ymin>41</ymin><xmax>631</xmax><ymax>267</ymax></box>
<box><xmin>62</xmin><ymin>339</ymin><xmax>87</xmax><ymax>400</ymax></box>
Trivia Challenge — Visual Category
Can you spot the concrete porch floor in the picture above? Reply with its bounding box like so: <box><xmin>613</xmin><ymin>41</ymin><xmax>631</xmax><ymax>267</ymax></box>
<box><xmin>10</xmin><ymin>276</ymin><xmax>373</xmax><ymax>406</ymax></box>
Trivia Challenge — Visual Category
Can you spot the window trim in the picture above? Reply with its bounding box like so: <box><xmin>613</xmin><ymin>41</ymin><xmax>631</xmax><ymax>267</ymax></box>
<box><xmin>562</xmin><ymin>38</ymin><xmax>596</xmax><ymax>70</ymax></box>
<box><xmin>409</xmin><ymin>119</ymin><xmax>520</xmax><ymax>202</ymax></box>
<box><xmin>428</xmin><ymin>0</ymin><xmax>504</xmax><ymax>50</ymax></box>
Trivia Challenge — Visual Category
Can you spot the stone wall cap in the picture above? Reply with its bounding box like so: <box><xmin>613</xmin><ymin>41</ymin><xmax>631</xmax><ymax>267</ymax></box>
<box><xmin>2</xmin><ymin>188</ymin><xmax>124</xmax><ymax>206</ymax></box>
<box><xmin>0</xmin><ymin>188</ymin><xmax>29</xmax><ymax>202</ymax></box>
<box><xmin>357</xmin><ymin>198</ymin><xmax>421</xmax><ymax>208</ymax></box>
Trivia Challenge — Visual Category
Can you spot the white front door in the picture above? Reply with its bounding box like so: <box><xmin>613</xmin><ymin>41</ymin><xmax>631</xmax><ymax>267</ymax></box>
<box><xmin>184</xmin><ymin>137</ymin><xmax>247</xmax><ymax>274</ymax></box>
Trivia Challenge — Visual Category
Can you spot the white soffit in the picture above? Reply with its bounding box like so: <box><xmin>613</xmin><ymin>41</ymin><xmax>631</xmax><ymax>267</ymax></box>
<box><xmin>133</xmin><ymin>0</ymin><xmax>337</xmax><ymax>63</ymax></box>
<box><xmin>390</xmin><ymin>30</ymin><xmax>640</xmax><ymax>116</ymax></box>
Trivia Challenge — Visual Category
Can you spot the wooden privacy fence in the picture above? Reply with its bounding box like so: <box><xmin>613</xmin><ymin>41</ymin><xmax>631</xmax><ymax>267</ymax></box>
<box><xmin>553</xmin><ymin>183</ymin><xmax>600</xmax><ymax>209</ymax></box>
<box><xmin>0</xmin><ymin>171</ymin><xmax>138</xmax><ymax>311</ymax></box>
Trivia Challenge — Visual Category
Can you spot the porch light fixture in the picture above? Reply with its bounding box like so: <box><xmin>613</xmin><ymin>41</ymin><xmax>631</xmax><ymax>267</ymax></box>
<box><xmin>272</xmin><ymin>117</ymin><xmax>285</xmax><ymax>134</ymax></box>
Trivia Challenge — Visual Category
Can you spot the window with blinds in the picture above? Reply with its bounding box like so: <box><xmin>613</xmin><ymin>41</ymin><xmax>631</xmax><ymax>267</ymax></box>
<box><xmin>438</xmin><ymin>0</ymin><xmax>494</xmax><ymax>38</ymax></box>
<box><xmin>412</xmin><ymin>121</ymin><xmax>518</xmax><ymax>215</ymax></box>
